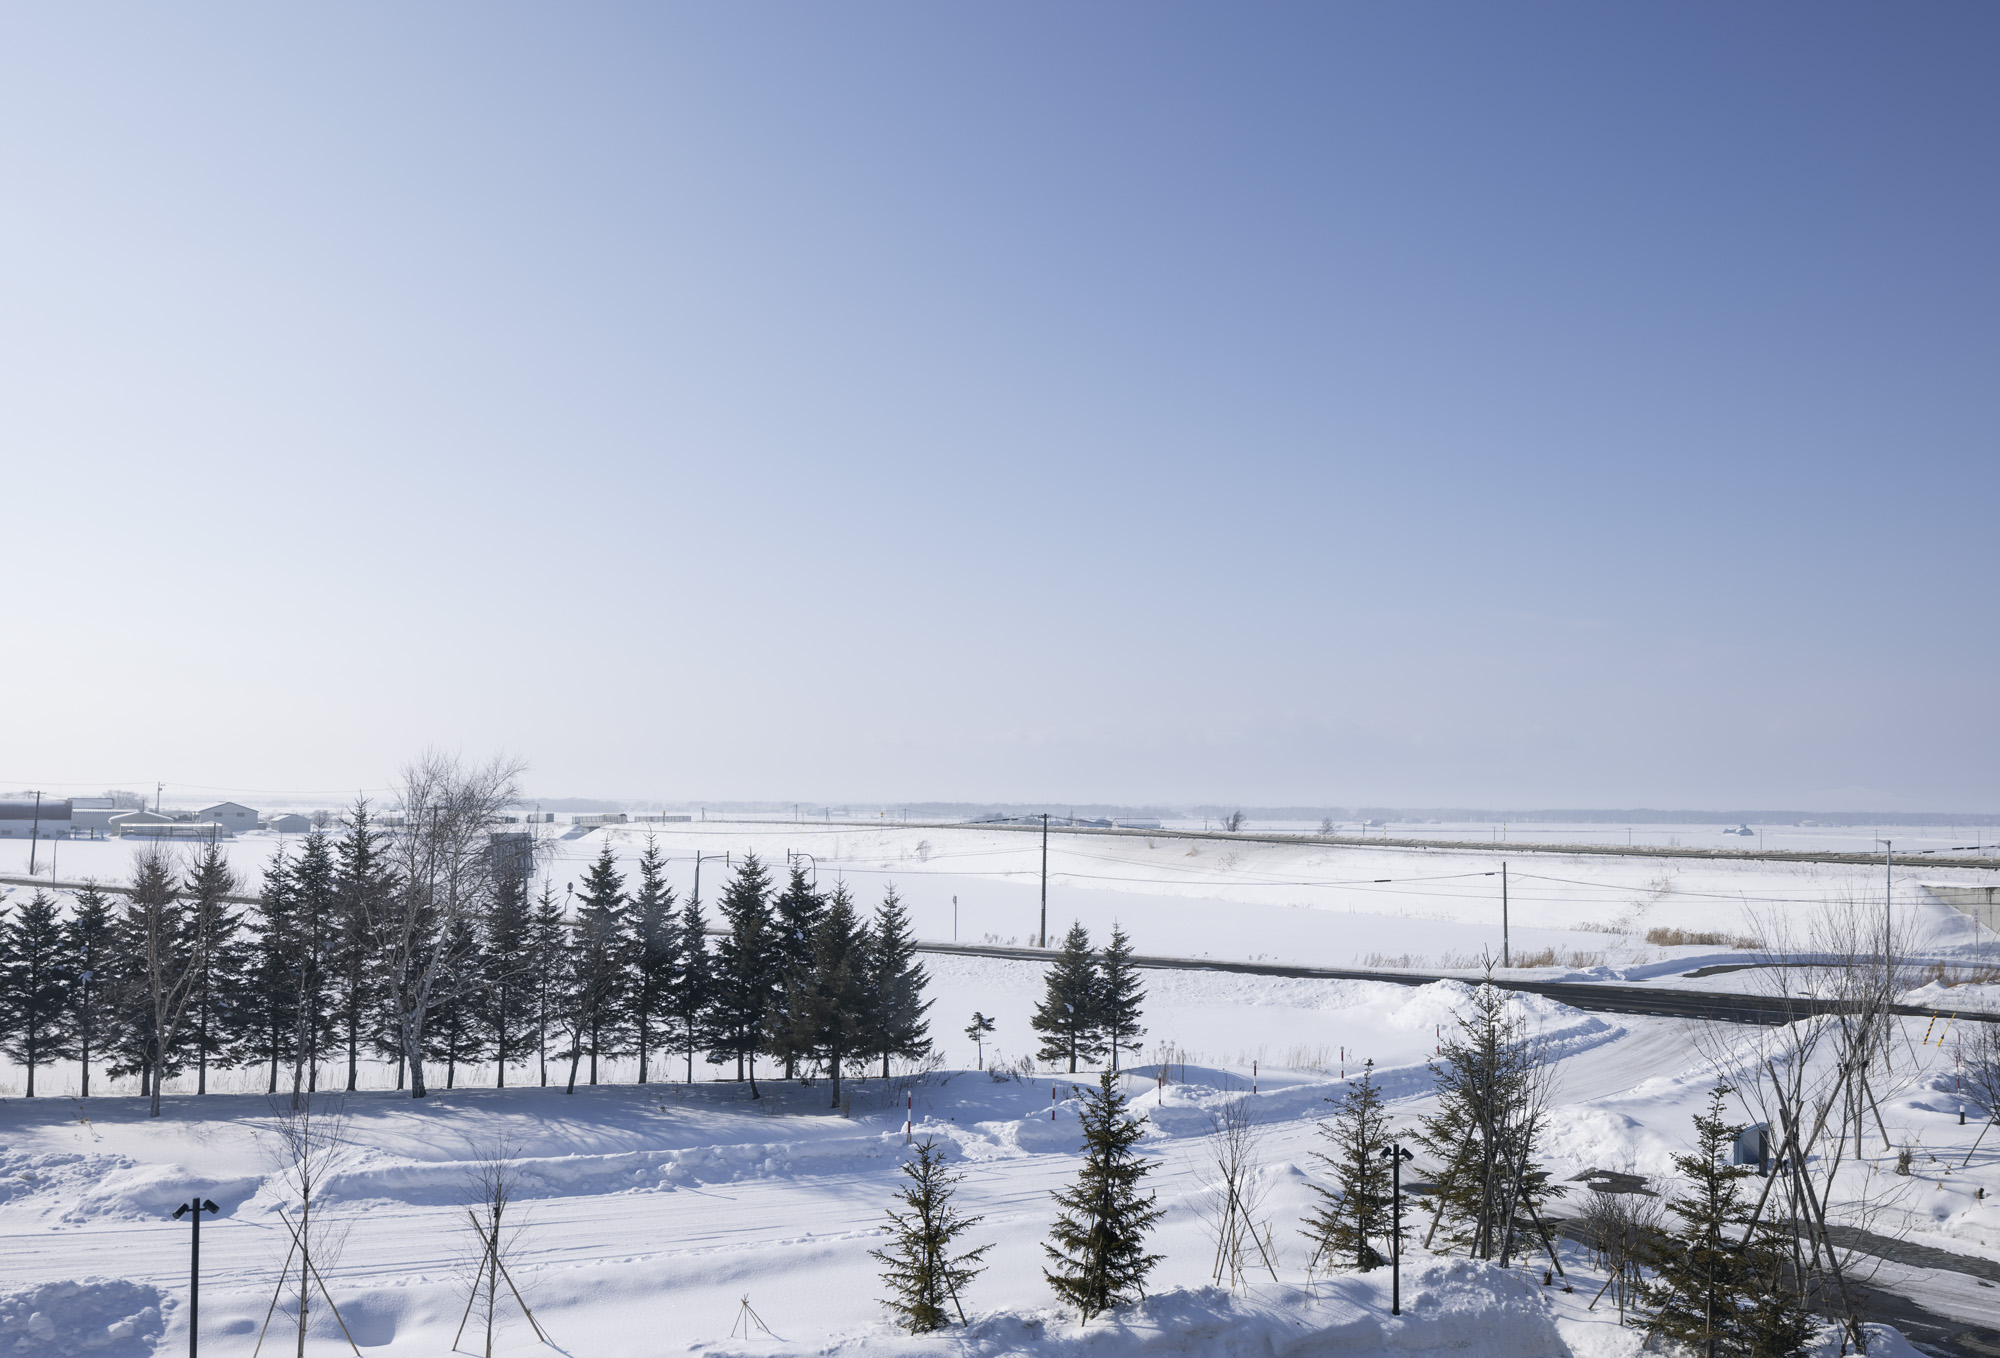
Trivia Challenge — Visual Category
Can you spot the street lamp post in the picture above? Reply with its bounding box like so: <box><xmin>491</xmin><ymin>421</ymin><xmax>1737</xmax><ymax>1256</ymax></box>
<box><xmin>786</xmin><ymin>851</ymin><xmax>817</xmax><ymax>889</ymax></box>
<box><xmin>172</xmin><ymin>1193</ymin><xmax>220</xmax><ymax>1357</ymax></box>
<box><xmin>692</xmin><ymin>849</ymin><xmax>731</xmax><ymax>909</ymax></box>
<box><xmin>1378</xmin><ymin>1141</ymin><xmax>1415</xmax><ymax>1315</ymax></box>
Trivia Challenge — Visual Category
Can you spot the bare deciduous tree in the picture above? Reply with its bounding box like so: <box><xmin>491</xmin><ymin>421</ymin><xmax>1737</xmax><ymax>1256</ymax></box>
<box><xmin>1960</xmin><ymin>1022</ymin><xmax>2000</xmax><ymax>1166</ymax></box>
<box><xmin>456</xmin><ymin>1140</ymin><xmax>547</xmax><ymax>1356</ymax></box>
<box><xmin>1577</xmin><ymin>1182</ymin><xmax>1661</xmax><ymax>1324</ymax></box>
<box><xmin>261</xmin><ymin>1093</ymin><xmax>357</xmax><ymax>1358</ymax></box>
<box><xmin>1194</xmin><ymin>1096</ymin><xmax>1278</xmax><ymax>1291</ymax></box>
<box><xmin>376</xmin><ymin>751</ymin><xmax>524</xmax><ymax>1098</ymax></box>
<box><xmin>1685</xmin><ymin>892</ymin><xmax>1927</xmax><ymax>1347</ymax></box>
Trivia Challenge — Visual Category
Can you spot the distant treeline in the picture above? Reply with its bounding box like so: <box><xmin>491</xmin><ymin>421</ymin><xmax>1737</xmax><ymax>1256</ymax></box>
<box><xmin>420</xmin><ymin>801</ymin><xmax>2000</xmax><ymax>827</ymax></box>
<box><xmin>1312</xmin><ymin>808</ymin><xmax>2000</xmax><ymax>827</ymax></box>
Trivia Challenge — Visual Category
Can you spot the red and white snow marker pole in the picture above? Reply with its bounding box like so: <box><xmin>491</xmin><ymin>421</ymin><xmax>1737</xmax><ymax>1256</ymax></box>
<box><xmin>903</xmin><ymin>1092</ymin><xmax>913</xmax><ymax>1142</ymax></box>
<box><xmin>1051</xmin><ymin>1084</ymin><xmax>1057</xmax><ymax>1121</ymax></box>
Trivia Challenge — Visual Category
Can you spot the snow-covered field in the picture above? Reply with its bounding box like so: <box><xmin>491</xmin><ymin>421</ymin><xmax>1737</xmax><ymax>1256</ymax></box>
<box><xmin>9</xmin><ymin>816</ymin><xmax>1999</xmax><ymax>991</ymax></box>
<box><xmin>2</xmin><ymin>820</ymin><xmax>1998</xmax><ymax>1355</ymax></box>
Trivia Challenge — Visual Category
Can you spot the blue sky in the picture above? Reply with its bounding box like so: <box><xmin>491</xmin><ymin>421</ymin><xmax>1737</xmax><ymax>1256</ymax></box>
<box><xmin>2</xmin><ymin>5</ymin><xmax>1994</xmax><ymax>809</ymax></box>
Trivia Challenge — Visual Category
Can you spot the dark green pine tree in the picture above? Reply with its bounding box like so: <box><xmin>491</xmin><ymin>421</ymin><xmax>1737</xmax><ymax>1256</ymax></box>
<box><xmin>563</xmin><ymin>846</ymin><xmax>630</xmax><ymax>1091</ymax></box>
<box><xmin>669</xmin><ymin>883</ymin><xmax>715</xmax><ymax>1084</ymax></box>
<box><xmin>65</xmin><ymin>883</ymin><xmax>120</xmax><ymax>1098</ymax></box>
<box><xmin>768</xmin><ymin>865</ymin><xmax>825</xmax><ymax>1079</ymax></box>
<box><xmin>1095</xmin><ymin>924</ymin><xmax>1145</xmax><ymax>1073</ymax></box>
<box><xmin>708</xmin><ymin>852</ymin><xmax>777</xmax><ymax>1095</ymax></box>
<box><xmin>527</xmin><ymin>879</ymin><xmax>568</xmax><ymax>1087</ymax></box>
<box><xmin>870</xmin><ymin>1138</ymin><xmax>992</xmax><ymax>1332</ymax></box>
<box><xmin>1031</xmin><ymin>924</ymin><xmax>1103</xmax><ymax>1074</ymax></box>
<box><xmin>481</xmin><ymin>855</ymin><xmax>537</xmax><ymax>1087</ymax></box>
<box><xmin>1043</xmin><ymin>1071</ymin><xmax>1166</xmax><ymax>1322</ymax></box>
<box><xmin>628</xmin><ymin>839</ymin><xmax>681</xmax><ymax>1084</ymax></box>
<box><xmin>866</xmin><ymin>886</ymin><xmax>932</xmax><ymax>1079</ymax></box>
<box><xmin>285</xmin><ymin>831</ymin><xmax>340</xmax><ymax>1091</ymax></box>
<box><xmin>1302</xmin><ymin>1061</ymin><xmax>1395</xmax><ymax>1272</ymax></box>
<box><xmin>424</xmin><ymin>914</ymin><xmax>490</xmax><ymax>1089</ymax></box>
<box><xmin>797</xmin><ymin>882</ymin><xmax>868</xmax><ymax>1108</ymax></box>
<box><xmin>1642</xmin><ymin>1084</ymin><xmax>1812</xmax><ymax>1358</ymax></box>
<box><xmin>237</xmin><ymin>846</ymin><xmax>304</xmax><ymax>1094</ymax></box>
<box><xmin>112</xmin><ymin>848</ymin><xmax>199</xmax><ymax>1113</ymax></box>
<box><xmin>331</xmin><ymin>799</ymin><xmax>397</xmax><ymax>1092</ymax></box>
<box><xmin>0</xmin><ymin>890</ymin><xmax>76</xmax><ymax>1096</ymax></box>
<box><xmin>182</xmin><ymin>842</ymin><xmax>247</xmax><ymax>1095</ymax></box>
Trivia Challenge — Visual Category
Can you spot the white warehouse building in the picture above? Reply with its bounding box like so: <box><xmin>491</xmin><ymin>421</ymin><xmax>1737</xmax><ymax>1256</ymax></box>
<box><xmin>0</xmin><ymin>800</ymin><xmax>72</xmax><ymax>838</ymax></box>
<box><xmin>200</xmin><ymin>802</ymin><xmax>260</xmax><ymax>835</ymax></box>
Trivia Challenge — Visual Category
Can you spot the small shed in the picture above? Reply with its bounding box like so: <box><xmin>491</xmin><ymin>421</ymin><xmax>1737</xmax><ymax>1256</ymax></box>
<box><xmin>268</xmin><ymin>813</ymin><xmax>313</xmax><ymax>833</ymax></box>
<box><xmin>1734</xmin><ymin>1123</ymin><xmax>1770</xmax><ymax>1171</ymax></box>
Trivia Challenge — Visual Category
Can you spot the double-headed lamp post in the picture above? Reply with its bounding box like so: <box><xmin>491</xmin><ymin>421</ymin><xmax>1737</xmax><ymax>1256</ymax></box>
<box><xmin>171</xmin><ymin>1193</ymin><xmax>220</xmax><ymax>1357</ymax></box>
<box><xmin>1378</xmin><ymin>1141</ymin><xmax>1415</xmax><ymax>1315</ymax></box>
<box><xmin>786</xmin><ymin>851</ymin><xmax>817</xmax><ymax>889</ymax></box>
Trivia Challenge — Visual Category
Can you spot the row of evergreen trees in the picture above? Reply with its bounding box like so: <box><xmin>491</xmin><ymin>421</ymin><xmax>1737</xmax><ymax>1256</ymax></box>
<box><xmin>0</xmin><ymin>808</ymin><xmax>932</xmax><ymax>1107</ymax></box>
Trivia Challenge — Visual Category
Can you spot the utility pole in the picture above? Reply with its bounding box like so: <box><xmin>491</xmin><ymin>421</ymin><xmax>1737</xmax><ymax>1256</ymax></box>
<box><xmin>1501</xmin><ymin>861</ymin><xmax>1510</xmax><ymax>968</ymax></box>
<box><xmin>1039</xmin><ymin>813</ymin><xmax>1050</xmax><ymax>947</ymax></box>
<box><xmin>1884</xmin><ymin>838</ymin><xmax>1893</xmax><ymax>964</ymax></box>
<box><xmin>156</xmin><ymin>782</ymin><xmax>164</xmax><ymax>814</ymax></box>
<box><xmin>172</xmin><ymin>1193</ymin><xmax>220</xmax><ymax>1358</ymax></box>
<box><xmin>1879</xmin><ymin>837</ymin><xmax>1894</xmax><ymax>1002</ymax></box>
<box><xmin>26</xmin><ymin>790</ymin><xmax>42</xmax><ymax>875</ymax></box>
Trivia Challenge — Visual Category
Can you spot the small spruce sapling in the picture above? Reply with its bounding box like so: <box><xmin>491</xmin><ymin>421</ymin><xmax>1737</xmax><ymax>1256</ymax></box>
<box><xmin>964</xmin><ymin>1012</ymin><xmax>996</xmax><ymax>1071</ymax></box>
<box><xmin>869</xmin><ymin>1138</ymin><xmax>991</xmax><ymax>1332</ymax></box>
<box><xmin>1044</xmin><ymin>1071</ymin><xmax>1165</xmax><ymax>1321</ymax></box>
<box><xmin>1302</xmin><ymin>1061</ymin><xmax>1395</xmax><ymax>1273</ymax></box>
<box><xmin>1640</xmin><ymin>1083</ymin><xmax>1811</xmax><ymax>1358</ymax></box>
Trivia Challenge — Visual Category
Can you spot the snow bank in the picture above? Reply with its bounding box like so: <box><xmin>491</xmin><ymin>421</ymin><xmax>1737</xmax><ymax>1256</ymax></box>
<box><xmin>0</xmin><ymin>1280</ymin><xmax>163</xmax><ymax>1356</ymax></box>
<box><xmin>0</xmin><ymin>1148</ymin><xmax>261</xmax><ymax>1226</ymax></box>
<box><xmin>750</xmin><ymin>1264</ymin><xmax>1569</xmax><ymax>1357</ymax></box>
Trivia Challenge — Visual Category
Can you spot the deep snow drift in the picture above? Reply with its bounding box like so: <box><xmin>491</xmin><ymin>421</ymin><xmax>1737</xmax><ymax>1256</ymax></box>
<box><xmin>0</xmin><ymin>967</ymin><xmax>1989</xmax><ymax>1355</ymax></box>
